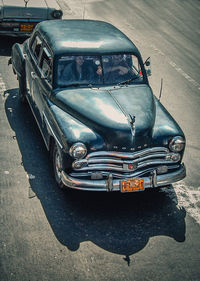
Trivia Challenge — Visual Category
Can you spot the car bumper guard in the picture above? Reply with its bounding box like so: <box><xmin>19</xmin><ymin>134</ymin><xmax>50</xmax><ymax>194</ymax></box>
<box><xmin>61</xmin><ymin>163</ymin><xmax>186</xmax><ymax>192</ymax></box>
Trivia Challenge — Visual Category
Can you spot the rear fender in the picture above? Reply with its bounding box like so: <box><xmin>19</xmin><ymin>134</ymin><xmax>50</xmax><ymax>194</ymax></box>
<box><xmin>11</xmin><ymin>43</ymin><xmax>26</xmax><ymax>79</ymax></box>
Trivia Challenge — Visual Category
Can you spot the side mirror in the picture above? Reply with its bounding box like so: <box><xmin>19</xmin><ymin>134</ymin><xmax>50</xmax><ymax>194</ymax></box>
<box><xmin>144</xmin><ymin>57</ymin><xmax>151</xmax><ymax>76</ymax></box>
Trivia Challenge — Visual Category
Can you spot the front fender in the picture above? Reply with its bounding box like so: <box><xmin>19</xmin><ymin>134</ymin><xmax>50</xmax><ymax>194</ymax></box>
<box><xmin>46</xmin><ymin>103</ymin><xmax>106</xmax><ymax>154</ymax></box>
<box><xmin>152</xmin><ymin>97</ymin><xmax>185</xmax><ymax>158</ymax></box>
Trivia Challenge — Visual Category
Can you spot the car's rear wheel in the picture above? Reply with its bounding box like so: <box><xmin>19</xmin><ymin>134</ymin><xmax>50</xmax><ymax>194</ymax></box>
<box><xmin>52</xmin><ymin>143</ymin><xmax>64</xmax><ymax>189</ymax></box>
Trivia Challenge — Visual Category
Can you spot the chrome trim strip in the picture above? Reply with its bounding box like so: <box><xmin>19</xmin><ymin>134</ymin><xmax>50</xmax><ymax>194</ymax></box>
<box><xmin>61</xmin><ymin>164</ymin><xmax>186</xmax><ymax>191</ymax></box>
<box><xmin>86</xmin><ymin>147</ymin><xmax>169</xmax><ymax>160</ymax></box>
<box><xmin>73</xmin><ymin>159</ymin><xmax>179</xmax><ymax>172</ymax></box>
<box><xmin>75</xmin><ymin>152</ymin><xmax>170</xmax><ymax>166</ymax></box>
<box><xmin>43</xmin><ymin>112</ymin><xmax>63</xmax><ymax>149</ymax></box>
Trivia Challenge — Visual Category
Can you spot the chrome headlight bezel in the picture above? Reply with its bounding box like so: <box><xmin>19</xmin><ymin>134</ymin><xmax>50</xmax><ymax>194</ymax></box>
<box><xmin>169</xmin><ymin>136</ymin><xmax>185</xmax><ymax>152</ymax></box>
<box><xmin>69</xmin><ymin>143</ymin><xmax>87</xmax><ymax>159</ymax></box>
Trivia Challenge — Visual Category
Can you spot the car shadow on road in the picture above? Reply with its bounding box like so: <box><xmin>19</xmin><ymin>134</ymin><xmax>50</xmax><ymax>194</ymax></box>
<box><xmin>4</xmin><ymin>88</ymin><xmax>186</xmax><ymax>261</ymax></box>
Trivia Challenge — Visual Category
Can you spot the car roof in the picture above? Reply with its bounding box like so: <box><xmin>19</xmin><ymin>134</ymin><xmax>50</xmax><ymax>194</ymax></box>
<box><xmin>35</xmin><ymin>19</ymin><xmax>140</xmax><ymax>56</ymax></box>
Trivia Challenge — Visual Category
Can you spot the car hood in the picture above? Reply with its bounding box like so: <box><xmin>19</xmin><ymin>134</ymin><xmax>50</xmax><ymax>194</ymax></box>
<box><xmin>52</xmin><ymin>85</ymin><xmax>156</xmax><ymax>150</ymax></box>
<box><xmin>0</xmin><ymin>0</ymin><xmax>48</xmax><ymax>19</ymax></box>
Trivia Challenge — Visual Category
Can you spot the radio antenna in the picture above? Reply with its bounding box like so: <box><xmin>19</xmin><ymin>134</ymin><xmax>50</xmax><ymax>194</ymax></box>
<box><xmin>159</xmin><ymin>78</ymin><xmax>163</xmax><ymax>101</ymax></box>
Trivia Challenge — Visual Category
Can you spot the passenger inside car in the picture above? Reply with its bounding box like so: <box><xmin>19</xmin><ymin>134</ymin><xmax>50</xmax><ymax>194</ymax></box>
<box><xmin>59</xmin><ymin>56</ymin><xmax>101</xmax><ymax>85</ymax></box>
<box><xmin>61</xmin><ymin>56</ymin><xmax>92</xmax><ymax>81</ymax></box>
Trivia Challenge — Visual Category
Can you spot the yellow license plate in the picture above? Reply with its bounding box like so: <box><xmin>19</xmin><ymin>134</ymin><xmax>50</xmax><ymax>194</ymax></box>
<box><xmin>121</xmin><ymin>178</ymin><xmax>144</xmax><ymax>192</ymax></box>
<box><xmin>20</xmin><ymin>24</ymin><xmax>34</xmax><ymax>31</ymax></box>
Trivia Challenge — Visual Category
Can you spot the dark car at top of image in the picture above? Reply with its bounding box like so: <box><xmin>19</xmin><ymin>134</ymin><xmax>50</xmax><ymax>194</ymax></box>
<box><xmin>0</xmin><ymin>0</ymin><xmax>62</xmax><ymax>36</ymax></box>
<box><xmin>9</xmin><ymin>19</ymin><xmax>186</xmax><ymax>193</ymax></box>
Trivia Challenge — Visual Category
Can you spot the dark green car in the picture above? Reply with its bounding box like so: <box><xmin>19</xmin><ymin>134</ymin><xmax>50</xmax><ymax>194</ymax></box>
<box><xmin>10</xmin><ymin>19</ymin><xmax>186</xmax><ymax>192</ymax></box>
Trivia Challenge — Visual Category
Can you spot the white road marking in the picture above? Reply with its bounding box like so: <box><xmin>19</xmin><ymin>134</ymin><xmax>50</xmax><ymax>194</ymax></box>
<box><xmin>150</xmin><ymin>44</ymin><xmax>200</xmax><ymax>91</ymax></box>
<box><xmin>162</xmin><ymin>182</ymin><xmax>200</xmax><ymax>225</ymax></box>
<box><xmin>0</xmin><ymin>74</ymin><xmax>6</xmax><ymax>96</ymax></box>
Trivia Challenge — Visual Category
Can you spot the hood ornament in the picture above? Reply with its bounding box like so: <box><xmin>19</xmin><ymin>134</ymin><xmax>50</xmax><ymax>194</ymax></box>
<box><xmin>24</xmin><ymin>0</ymin><xmax>29</xmax><ymax>7</ymax></box>
<box><xmin>128</xmin><ymin>114</ymin><xmax>135</xmax><ymax>136</ymax></box>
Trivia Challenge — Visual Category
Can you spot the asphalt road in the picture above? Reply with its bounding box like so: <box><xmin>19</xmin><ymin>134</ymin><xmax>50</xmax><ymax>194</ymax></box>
<box><xmin>0</xmin><ymin>1</ymin><xmax>200</xmax><ymax>281</ymax></box>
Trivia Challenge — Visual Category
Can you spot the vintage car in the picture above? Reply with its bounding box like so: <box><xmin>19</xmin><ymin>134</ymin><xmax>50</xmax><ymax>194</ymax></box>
<box><xmin>10</xmin><ymin>19</ymin><xmax>186</xmax><ymax>192</ymax></box>
<box><xmin>0</xmin><ymin>0</ymin><xmax>62</xmax><ymax>36</ymax></box>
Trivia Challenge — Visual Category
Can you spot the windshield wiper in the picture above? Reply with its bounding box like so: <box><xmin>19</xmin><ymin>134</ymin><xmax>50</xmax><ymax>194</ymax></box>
<box><xmin>120</xmin><ymin>76</ymin><xmax>140</xmax><ymax>85</ymax></box>
<box><xmin>60</xmin><ymin>83</ymin><xmax>82</xmax><ymax>88</ymax></box>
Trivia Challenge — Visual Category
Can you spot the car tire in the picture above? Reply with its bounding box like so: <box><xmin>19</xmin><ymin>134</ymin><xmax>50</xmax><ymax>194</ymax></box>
<box><xmin>52</xmin><ymin>143</ymin><xmax>64</xmax><ymax>189</ymax></box>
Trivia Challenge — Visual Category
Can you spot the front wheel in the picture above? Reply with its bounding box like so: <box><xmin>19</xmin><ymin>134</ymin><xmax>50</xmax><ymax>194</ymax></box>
<box><xmin>52</xmin><ymin>144</ymin><xmax>64</xmax><ymax>189</ymax></box>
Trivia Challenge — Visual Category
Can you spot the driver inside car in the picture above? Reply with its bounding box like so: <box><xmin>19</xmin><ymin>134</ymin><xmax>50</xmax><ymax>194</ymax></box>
<box><xmin>103</xmin><ymin>54</ymin><xmax>130</xmax><ymax>82</ymax></box>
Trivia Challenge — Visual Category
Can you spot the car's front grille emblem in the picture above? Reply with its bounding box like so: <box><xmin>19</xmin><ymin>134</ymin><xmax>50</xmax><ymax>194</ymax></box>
<box><xmin>128</xmin><ymin>114</ymin><xmax>136</xmax><ymax>136</ymax></box>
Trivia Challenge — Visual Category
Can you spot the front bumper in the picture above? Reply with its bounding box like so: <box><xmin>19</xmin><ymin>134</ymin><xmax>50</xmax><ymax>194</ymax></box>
<box><xmin>61</xmin><ymin>163</ymin><xmax>186</xmax><ymax>192</ymax></box>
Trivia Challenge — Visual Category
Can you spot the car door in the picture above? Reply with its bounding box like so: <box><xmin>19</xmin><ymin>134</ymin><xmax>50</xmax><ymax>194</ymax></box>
<box><xmin>32</xmin><ymin>45</ymin><xmax>53</xmax><ymax>132</ymax></box>
<box><xmin>26</xmin><ymin>34</ymin><xmax>43</xmax><ymax>109</ymax></box>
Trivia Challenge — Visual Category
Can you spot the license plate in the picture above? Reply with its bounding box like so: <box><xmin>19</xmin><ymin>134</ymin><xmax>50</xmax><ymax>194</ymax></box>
<box><xmin>20</xmin><ymin>24</ymin><xmax>34</xmax><ymax>31</ymax></box>
<box><xmin>120</xmin><ymin>178</ymin><xmax>144</xmax><ymax>193</ymax></box>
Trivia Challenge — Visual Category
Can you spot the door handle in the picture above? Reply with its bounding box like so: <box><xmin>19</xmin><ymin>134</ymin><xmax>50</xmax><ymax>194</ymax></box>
<box><xmin>31</xmin><ymin>72</ymin><xmax>37</xmax><ymax>79</ymax></box>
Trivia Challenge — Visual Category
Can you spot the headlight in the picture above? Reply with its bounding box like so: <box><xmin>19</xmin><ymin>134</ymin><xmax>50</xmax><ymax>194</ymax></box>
<box><xmin>69</xmin><ymin>143</ymin><xmax>87</xmax><ymax>159</ymax></box>
<box><xmin>169</xmin><ymin>136</ymin><xmax>185</xmax><ymax>152</ymax></box>
<box><xmin>51</xmin><ymin>10</ymin><xmax>63</xmax><ymax>19</ymax></box>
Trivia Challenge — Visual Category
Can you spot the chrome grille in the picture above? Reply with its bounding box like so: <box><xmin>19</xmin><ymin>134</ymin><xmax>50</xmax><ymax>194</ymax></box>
<box><xmin>70</xmin><ymin>147</ymin><xmax>180</xmax><ymax>179</ymax></box>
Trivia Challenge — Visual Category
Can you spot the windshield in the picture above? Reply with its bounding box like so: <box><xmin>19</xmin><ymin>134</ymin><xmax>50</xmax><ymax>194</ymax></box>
<box><xmin>57</xmin><ymin>54</ymin><xmax>144</xmax><ymax>87</ymax></box>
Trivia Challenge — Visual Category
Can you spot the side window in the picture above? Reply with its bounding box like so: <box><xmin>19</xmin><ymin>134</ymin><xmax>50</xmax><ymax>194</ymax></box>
<box><xmin>39</xmin><ymin>47</ymin><xmax>53</xmax><ymax>84</ymax></box>
<box><xmin>31</xmin><ymin>35</ymin><xmax>42</xmax><ymax>61</ymax></box>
